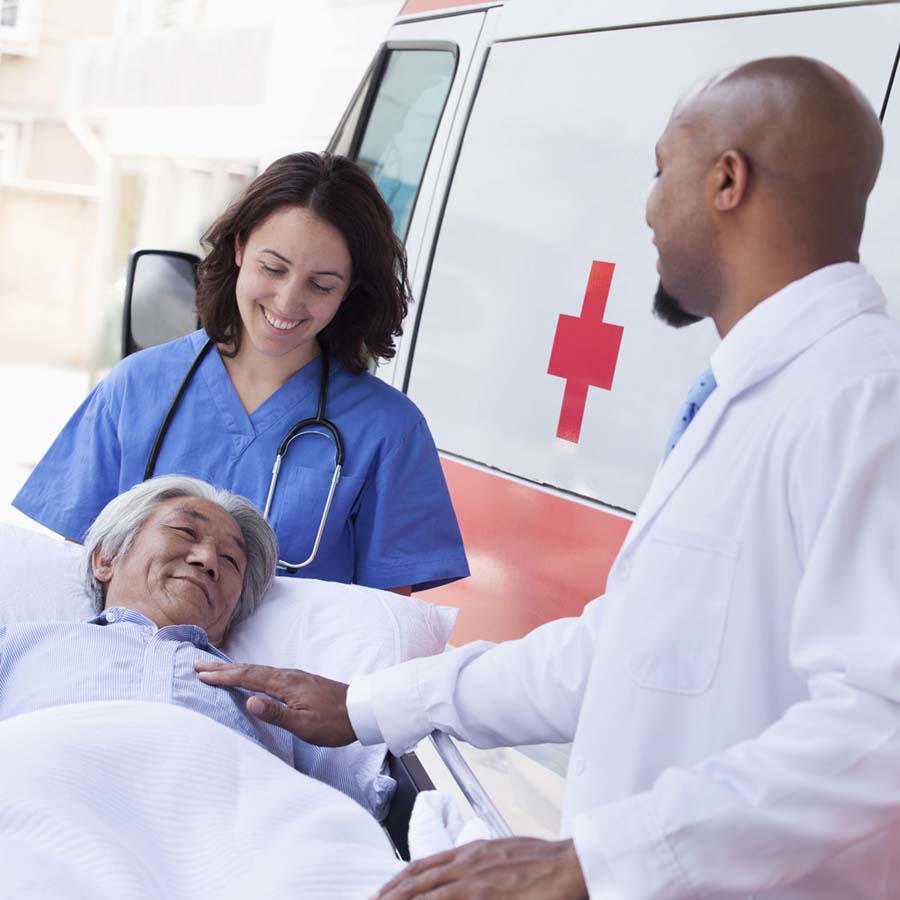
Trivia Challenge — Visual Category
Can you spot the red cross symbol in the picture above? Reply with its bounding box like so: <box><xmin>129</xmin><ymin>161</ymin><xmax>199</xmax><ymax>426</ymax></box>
<box><xmin>547</xmin><ymin>261</ymin><xmax>624</xmax><ymax>444</ymax></box>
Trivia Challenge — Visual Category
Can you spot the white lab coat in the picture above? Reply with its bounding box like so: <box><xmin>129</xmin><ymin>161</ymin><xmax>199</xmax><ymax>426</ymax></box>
<box><xmin>349</xmin><ymin>263</ymin><xmax>900</xmax><ymax>899</ymax></box>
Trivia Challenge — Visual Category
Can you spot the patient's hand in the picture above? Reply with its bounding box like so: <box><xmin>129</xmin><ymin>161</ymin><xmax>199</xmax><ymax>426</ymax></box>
<box><xmin>374</xmin><ymin>837</ymin><xmax>588</xmax><ymax>899</ymax></box>
<box><xmin>194</xmin><ymin>661</ymin><xmax>355</xmax><ymax>747</ymax></box>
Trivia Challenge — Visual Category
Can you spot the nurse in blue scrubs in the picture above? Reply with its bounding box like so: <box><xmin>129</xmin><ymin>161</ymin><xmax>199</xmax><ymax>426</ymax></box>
<box><xmin>14</xmin><ymin>152</ymin><xmax>469</xmax><ymax>594</ymax></box>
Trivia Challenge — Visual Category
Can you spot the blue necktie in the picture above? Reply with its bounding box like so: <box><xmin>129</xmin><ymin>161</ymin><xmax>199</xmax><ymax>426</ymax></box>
<box><xmin>663</xmin><ymin>367</ymin><xmax>717</xmax><ymax>461</ymax></box>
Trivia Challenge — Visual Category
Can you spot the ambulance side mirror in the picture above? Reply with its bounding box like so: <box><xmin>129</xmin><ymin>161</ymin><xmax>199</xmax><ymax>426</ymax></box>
<box><xmin>122</xmin><ymin>249</ymin><xmax>201</xmax><ymax>359</ymax></box>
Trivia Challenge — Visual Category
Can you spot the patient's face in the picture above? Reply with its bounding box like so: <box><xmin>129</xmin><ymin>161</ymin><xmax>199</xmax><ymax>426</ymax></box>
<box><xmin>92</xmin><ymin>497</ymin><xmax>247</xmax><ymax>646</ymax></box>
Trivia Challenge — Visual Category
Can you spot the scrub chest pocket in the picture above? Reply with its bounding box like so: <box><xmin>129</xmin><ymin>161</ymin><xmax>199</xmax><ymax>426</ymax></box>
<box><xmin>269</xmin><ymin>464</ymin><xmax>366</xmax><ymax>566</ymax></box>
<box><xmin>625</xmin><ymin>527</ymin><xmax>740</xmax><ymax>694</ymax></box>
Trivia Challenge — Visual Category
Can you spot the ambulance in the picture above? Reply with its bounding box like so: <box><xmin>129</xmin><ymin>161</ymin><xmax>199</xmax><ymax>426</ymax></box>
<box><xmin>328</xmin><ymin>0</ymin><xmax>900</xmax><ymax>656</ymax></box>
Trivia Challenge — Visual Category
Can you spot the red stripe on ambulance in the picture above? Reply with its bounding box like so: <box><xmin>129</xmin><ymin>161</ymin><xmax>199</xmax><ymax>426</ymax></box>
<box><xmin>432</xmin><ymin>458</ymin><xmax>631</xmax><ymax>644</ymax></box>
<box><xmin>400</xmin><ymin>0</ymin><xmax>483</xmax><ymax>14</ymax></box>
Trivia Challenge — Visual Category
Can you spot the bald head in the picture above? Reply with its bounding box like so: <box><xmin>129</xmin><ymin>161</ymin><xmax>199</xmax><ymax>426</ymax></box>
<box><xmin>687</xmin><ymin>56</ymin><xmax>881</xmax><ymax>243</ymax></box>
<box><xmin>647</xmin><ymin>56</ymin><xmax>884</xmax><ymax>335</ymax></box>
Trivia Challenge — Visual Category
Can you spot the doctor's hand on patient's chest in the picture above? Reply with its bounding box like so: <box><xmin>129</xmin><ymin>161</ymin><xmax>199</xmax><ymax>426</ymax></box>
<box><xmin>194</xmin><ymin>661</ymin><xmax>355</xmax><ymax>747</ymax></box>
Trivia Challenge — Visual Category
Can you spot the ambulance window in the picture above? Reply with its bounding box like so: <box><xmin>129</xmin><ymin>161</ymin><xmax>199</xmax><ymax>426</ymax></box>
<box><xmin>354</xmin><ymin>49</ymin><xmax>454</xmax><ymax>239</ymax></box>
<box><xmin>330</xmin><ymin>64</ymin><xmax>375</xmax><ymax>158</ymax></box>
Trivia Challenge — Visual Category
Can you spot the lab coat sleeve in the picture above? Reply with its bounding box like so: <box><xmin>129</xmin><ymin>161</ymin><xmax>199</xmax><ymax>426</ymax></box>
<box><xmin>572</xmin><ymin>373</ymin><xmax>900</xmax><ymax>899</ymax></box>
<box><xmin>347</xmin><ymin>603</ymin><xmax>602</xmax><ymax>756</ymax></box>
<box><xmin>12</xmin><ymin>379</ymin><xmax>123</xmax><ymax>542</ymax></box>
<box><xmin>351</xmin><ymin>418</ymin><xmax>469</xmax><ymax>592</ymax></box>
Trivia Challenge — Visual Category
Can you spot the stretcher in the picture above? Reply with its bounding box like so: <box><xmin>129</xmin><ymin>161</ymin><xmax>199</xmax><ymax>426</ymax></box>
<box><xmin>387</xmin><ymin>733</ymin><xmax>513</xmax><ymax>859</ymax></box>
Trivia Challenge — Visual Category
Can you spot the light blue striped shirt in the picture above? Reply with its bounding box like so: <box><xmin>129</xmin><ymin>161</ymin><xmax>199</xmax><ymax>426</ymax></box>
<box><xmin>0</xmin><ymin>607</ymin><xmax>293</xmax><ymax>764</ymax></box>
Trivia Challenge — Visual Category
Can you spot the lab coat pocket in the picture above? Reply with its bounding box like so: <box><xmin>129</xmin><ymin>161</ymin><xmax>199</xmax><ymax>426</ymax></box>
<box><xmin>625</xmin><ymin>527</ymin><xmax>739</xmax><ymax>695</ymax></box>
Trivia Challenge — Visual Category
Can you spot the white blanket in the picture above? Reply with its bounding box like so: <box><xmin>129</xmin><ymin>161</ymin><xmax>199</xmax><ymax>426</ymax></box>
<box><xmin>0</xmin><ymin>701</ymin><xmax>404</xmax><ymax>899</ymax></box>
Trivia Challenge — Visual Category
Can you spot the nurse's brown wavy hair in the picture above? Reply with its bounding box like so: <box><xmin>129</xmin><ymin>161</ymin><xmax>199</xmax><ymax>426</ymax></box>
<box><xmin>195</xmin><ymin>152</ymin><xmax>410</xmax><ymax>374</ymax></box>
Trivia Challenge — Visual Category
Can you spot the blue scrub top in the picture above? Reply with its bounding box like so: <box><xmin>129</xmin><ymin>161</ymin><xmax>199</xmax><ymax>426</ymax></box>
<box><xmin>14</xmin><ymin>331</ymin><xmax>469</xmax><ymax>592</ymax></box>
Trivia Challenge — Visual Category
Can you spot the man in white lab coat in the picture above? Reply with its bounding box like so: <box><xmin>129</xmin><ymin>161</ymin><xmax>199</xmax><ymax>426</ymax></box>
<box><xmin>196</xmin><ymin>57</ymin><xmax>900</xmax><ymax>899</ymax></box>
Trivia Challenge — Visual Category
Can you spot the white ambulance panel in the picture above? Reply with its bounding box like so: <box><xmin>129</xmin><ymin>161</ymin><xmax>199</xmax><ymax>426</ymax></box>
<box><xmin>406</xmin><ymin>4</ymin><xmax>900</xmax><ymax>514</ymax></box>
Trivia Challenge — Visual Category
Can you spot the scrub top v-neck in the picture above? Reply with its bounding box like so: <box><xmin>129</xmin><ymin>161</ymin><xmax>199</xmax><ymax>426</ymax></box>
<box><xmin>198</xmin><ymin>334</ymin><xmax>323</xmax><ymax>461</ymax></box>
<box><xmin>14</xmin><ymin>331</ymin><xmax>469</xmax><ymax>592</ymax></box>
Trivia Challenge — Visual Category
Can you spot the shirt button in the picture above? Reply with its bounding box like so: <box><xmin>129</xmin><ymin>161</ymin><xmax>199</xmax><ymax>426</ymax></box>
<box><xmin>142</xmin><ymin>626</ymin><xmax>154</xmax><ymax>637</ymax></box>
<box><xmin>105</xmin><ymin>610</ymin><xmax>118</xmax><ymax>622</ymax></box>
<box><xmin>618</xmin><ymin>558</ymin><xmax>632</xmax><ymax>581</ymax></box>
<box><xmin>570</xmin><ymin>755</ymin><xmax>585</xmax><ymax>776</ymax></box>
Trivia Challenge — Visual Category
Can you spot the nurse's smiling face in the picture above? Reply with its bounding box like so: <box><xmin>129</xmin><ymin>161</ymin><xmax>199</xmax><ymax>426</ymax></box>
<box><xmin>233</xmin><ymin>205</ymin><xmax>353</xmax><ymax>371</ymax></box>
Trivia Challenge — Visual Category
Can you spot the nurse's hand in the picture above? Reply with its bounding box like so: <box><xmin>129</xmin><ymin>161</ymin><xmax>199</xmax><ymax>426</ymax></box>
<box><xmin>194</xmin><ymin>661</ymin><xmax>356</xmax><ymax>747</ymax></box>
<box><xmin>374</xmin><ymin>837</ymin><xmax>588</xmax><ymax>899</ymax></box>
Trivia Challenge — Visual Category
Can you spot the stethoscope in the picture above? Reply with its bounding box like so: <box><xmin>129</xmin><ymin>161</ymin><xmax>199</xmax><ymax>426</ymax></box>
<box><xmin>144</xmin><ymin>337</ymin><xmax>344</xmax><ymax>573</ymax></box>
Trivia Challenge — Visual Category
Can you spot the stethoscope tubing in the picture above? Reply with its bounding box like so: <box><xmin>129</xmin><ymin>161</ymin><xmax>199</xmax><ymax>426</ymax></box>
<box><xmin>143</xmin><ymin>338</ymin><xmax>214</xmax><ymax>482</ymax></box>
<box><xmin>144</xmin><ymin>336</ymin><xmax>345</xmax><ymax>571</ymax></box>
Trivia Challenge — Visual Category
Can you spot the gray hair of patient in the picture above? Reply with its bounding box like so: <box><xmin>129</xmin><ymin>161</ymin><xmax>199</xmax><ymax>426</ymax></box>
<box><xmin>81</xmin><ymin>476</ymin><xmax>278</xmax><ymax>633</ymax></box>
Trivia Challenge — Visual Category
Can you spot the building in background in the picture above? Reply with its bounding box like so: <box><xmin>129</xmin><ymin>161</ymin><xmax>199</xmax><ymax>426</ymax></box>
<box><xmin>0</xmin><ymin>0</ymin><xmax>397</xmax><ymax>370</ymax></box>
<box><xmin>0</xmin><ymin>0</ymin><xmax>114</xmax><ymax>367</ymax></box>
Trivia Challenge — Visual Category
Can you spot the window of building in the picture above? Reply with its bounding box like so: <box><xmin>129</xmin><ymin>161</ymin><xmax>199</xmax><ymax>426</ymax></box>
<box><xmin>1</xmin><ymin>0</ymin><xmax>40</xmax><ymax>54</ymax></box>
<box><xmin>1</xmin><ymin>1</ymin><xmax>17</xmax><ymax>28</ymax></box>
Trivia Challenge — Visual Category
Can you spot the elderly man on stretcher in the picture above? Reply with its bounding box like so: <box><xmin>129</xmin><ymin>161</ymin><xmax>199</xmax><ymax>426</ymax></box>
<box><xmin>0</xmin><ymin>475</ymin><xmax>445</xmax><ymax>898</ymax></box>
<box><xmin>0</xmin><ymin>476</ymin><xmax>296</xmax><ymax>761</ymax></box>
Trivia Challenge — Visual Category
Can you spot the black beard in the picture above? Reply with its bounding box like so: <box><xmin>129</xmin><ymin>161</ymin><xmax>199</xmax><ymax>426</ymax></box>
<box><xmin>653</xmin><ymin>280</ymin><xmax>703</xmax><ymax>328</ymax></box>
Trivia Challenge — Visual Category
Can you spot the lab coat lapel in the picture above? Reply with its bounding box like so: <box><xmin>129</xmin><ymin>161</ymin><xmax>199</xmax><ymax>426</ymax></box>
<box><xmin>620</xmin><ymin>387</ymin><xmax>730</xmax><ymax>556</ymax></box>
<box><xmin>618</xmin><ymin>264</ymin><xmax>886</xmax><ymax>558</ymax></box>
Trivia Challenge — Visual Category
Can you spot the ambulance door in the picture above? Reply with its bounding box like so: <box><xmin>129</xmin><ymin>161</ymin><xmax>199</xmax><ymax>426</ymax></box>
<box><xmin>406</xmin><ymin>4</ymin><xmax>900</xmax><ymax>642</ymax></box>
<box><xmin>329</xmin><ymin>10</ymin><xmax>488</xmax><ymax>385</ymax></box>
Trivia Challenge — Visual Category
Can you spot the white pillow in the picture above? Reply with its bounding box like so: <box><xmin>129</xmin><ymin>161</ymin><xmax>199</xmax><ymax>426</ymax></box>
<box><xmin>224</xmin><ymin>577</ymin><xmax>457</xmax><ymax>678</ymax></box>
<box><xmin>0</xmin><ymin>523</ymin><xmax>458</xmax><ymax>817</ymax></box>
<box><xmin>0</xmin><ymin>525</ymin><xmax>91</xmax><ymax>622</ymax></box>
<box><xmin>0</xmin><ymin>524</ymin><xmax>457</xmax><ymax>665</ymax></box>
